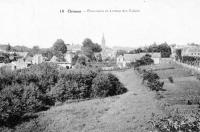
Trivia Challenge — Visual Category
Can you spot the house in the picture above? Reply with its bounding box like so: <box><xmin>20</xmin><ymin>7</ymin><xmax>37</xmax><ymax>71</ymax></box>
<box><xmin>116</xmin><ymin>55</ymin><xmax>126</xmax><ymax>68</ymax></box>
<box><xmin>116</xmin><ymin>52</ymin><xmax>161</xmax><ymax>68</ymax></box>
<box><xmin>11</xmin><ymin>58</ymin><xmax>31</xmax><ymax>70</ymax></box>
<box><xmin>32</xmin><ymin>54</ymin><xmax>44</xmax><ymax>64</ymax></box>
<box><xmin>151</xmin><ymin>53</ymin><xmax>161</xmax><ymax>64</ymax></box>
<box><xmin>66</xmin><ymin>44</ymin><xmax>81</xmax><ymax>53</ymax></box>
<box><xmin>49</xmin><ymin>53</ymin><xmax>73</xmax><ymax>69</ymax></box>
<box><xmin>65</xmin><ymin>52</ymin><xmax>74</xmax><ymax>64</ymax></box>
<box><xmin>15</xmin><ymin>52</ymin><xmax>29</xmax><ymax>58</ymax></box>
<box><xmin>182</xmin><ymin>46</ymin><xmax>200</xmax><ymax>57</ymax></box>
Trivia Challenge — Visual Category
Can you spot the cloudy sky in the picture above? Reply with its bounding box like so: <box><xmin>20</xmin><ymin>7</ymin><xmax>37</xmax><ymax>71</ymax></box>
<box><xmin>0</xmin><ymin>0</ymin><xmax>200</xmax><ymax>48</ymax></box>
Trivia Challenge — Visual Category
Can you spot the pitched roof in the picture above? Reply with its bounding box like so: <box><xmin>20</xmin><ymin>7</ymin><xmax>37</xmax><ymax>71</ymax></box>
<box><xmin>50</xmin><ymin>56</ymin><xmax>58</xmax><ymax>62</ymax></box>
<box><xmin>123</xmin><ymin>52</ymin><xmax>161</xmax><ymax>62</ymax></box>
<box><xmin>150</xmin><ymin>52</ymin><xmax>161</xmax><ymax>58</ymax></box>
<box><xmin>186</xmin><ymin>47</ymin><xmax>200</xmax><ymax>53</ymax></box>
<box><xmin>123</xmin><ymin>53</ymin><xmax>145</xmax><ymax>62</ymax></box>
<box><xmin>16</xmin><ymin>52</ymin><xmax>28</xmax><ymax>58</ymax></box>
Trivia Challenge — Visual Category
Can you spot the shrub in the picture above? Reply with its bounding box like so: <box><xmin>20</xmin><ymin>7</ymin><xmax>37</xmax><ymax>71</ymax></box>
<box><xmin>92</xmin><ymin>73</ymin><xmax>127</xmax><ymax>97</ymax></box>
<box><xmin>0</xmin><ymin>63</ymin><xmax>127</xmax><ymax>127</ymax></box>
<box><xmin>50</xmin><ymin>79</ymin><xmax>80</xmax><ymax>102</ymax></box>
<box><xmin>0</xmin><ymin>83</ymin><xmax>54</xmax><ymax>127</ymax></box>
<box><xmin>150</xmin><ymin>112</ymin><xmax>200</xmax><ymax>132</ymax></box>
<box><xmin>0</xmin><ymin>84</ymin><xmax>24</xmax><ymax>126</ymax></box>
<box><xmin>147</xmin><ymin>80</ymin><xmax>164</xmax><ymax>91</ymax></box>
<box><xmin>168</xmin><ymin>76</ymin><xmax>174</xmax><ymax>83</ymax></box>
<box><xmin>91</xmin><ymin>73</ymin><xmax>113</xmax><ymax>97</ymax></box>
<box><xmin>142</xmin><ymin>71</ymin><xmax>160</xmax><ymax>83</ymax></box>
<box><xmin>142</xmin><ymin>70</ymin><xmax>164</xmax><ymax>91</ymax></box>
<box><xmin>133</xmin><ymin>54</ymin><xmax>154</xmax><ymax>68</ymax></box>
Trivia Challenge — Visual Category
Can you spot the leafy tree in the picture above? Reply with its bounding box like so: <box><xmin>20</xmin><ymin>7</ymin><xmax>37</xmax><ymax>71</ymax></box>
<box><xmin>135</xmin><ymin>48</ymin><xmax>144</xmax><ymax>53</ymax></box>
<box><xmin>93</xmin><ymin>43</ymin><xmax>102</xmax><ymax>52</ymax></box>
<box><xmin>27</xmin><ymin>46</ymin><xmax>41</xmax><ymax>57</ymax></box>
<box><xmin>76</xmin><ymin>56</ymin><xmax>87</xmax><ymax>66</ymax></box>
<box><xmin>32</xmin><ymin>46</ymin><xmax>40</xmax><ymax>54</ymax></box>
<box><xmin>95</xmin><ymin>53</ymin><xmax>102</xmax><ymax>62</ymax></box>
<box><xmin>158</xmin><ymin>42</ymin><xmax>171</xmax><ymax>58</ymax></box>
<box><xmin>5</xmin><ymin>44</ymin><xmax>11</xmax><ymax>51</ymax></box>
<box><xmin>147</xmin><ymin>43</ymin><xmax>159</xmax><ymax>52</ymax></box>
<box><xmin>53</xmin><ymin>39</ymin><xmax>67</xmax><ymax>54</ymax></box>
<box><xmin>41</xmin><ymin>49</ymin><xmax>54</xmax><ymax>61</ymax></box>
<box><xmin>175</xmin><ymin>49</ymin><xmax>182</xmax><ymax>61</ymax></box>
<box><xmin>81</xmin><ymin>38</ymin><xmax>102</xmax><ymax>60</ymax></box>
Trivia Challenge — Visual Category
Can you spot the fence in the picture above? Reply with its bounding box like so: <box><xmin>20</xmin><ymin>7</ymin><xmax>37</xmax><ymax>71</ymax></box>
<box><xmin>174</xmin><ymin>60</ymin><xmax>200</xmax><ymax>73</ymax></box>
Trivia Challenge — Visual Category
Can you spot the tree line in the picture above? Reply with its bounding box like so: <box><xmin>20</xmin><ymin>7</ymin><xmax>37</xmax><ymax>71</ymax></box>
<box><xmin>116</xmin><ymin>42</ymin><xmax>172</xmax><ymax>58</ymax></box>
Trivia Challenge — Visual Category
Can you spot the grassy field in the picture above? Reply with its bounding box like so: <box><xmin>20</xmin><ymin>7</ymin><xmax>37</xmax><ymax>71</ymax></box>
<box><xmin>1</xmin><ymin>69</ymin><xmax>163</xmax><ymax>132</ymax></box>
<box><xmin>2</xmin><ymin>62</ymin><xmax>200</xmax><ymax>132</ymax></box>
<box><xmin>140</xmin><ymin>62</ymin><xmax>200</xmax><ymax>117</ymax></box>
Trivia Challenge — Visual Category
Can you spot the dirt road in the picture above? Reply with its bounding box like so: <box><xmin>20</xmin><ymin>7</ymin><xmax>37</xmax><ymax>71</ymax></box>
<box><xmin>16</xmin><ymin>69</ymin><xmax>162</xmax><ymax>132</ymax></box>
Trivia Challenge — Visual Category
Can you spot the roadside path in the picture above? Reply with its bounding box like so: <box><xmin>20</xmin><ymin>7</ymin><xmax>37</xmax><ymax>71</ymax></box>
<box><xmin>85</xmin><ymin>69</ymin><xmax>161</xmax><ymax>132</ymax></box>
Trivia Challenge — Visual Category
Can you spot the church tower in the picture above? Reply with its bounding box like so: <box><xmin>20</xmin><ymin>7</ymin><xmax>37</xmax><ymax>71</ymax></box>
<box><xmin>101</xmin><ymin>33</ymin><xmax>106</xmax><ymax>50</ymax></box>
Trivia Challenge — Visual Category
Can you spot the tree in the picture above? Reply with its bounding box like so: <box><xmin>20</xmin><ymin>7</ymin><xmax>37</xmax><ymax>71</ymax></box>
<box><xmin>32</xmin><ymin>46</ymin><xmax>40</xmax><ymax>54</ymax></box>
<box><xmin>95</xmin><ymin>53</ymin><xmax>102</xmax><ymax>62</ymax></box>
<box><xmin>53</xmin><ymin>39</ymin><xmax>67</xmax><ymax>54</ymax></box>
<box><xmin>76</xmin><ymin>56</ymin><xmax>87</xmax><ymax>66</ymax></box>
<box><xmin>27</xmin><ymin>46</ymin><xmax>40</xmax><ymax>57</ymax></box>
<box><xmin>93</xmin><ymin>43</ymin><xmax>102</xmax><ymax>52</ymax></box>
<box><xmin>158</xmin><ymin>42</ymin><xmax>171</xmax><ymax>58</ymax></box>
<box><xmin>135</xmin><ymin>48</ymin><xmax>144</xmax><ymax>53</ymax></box>
<box><xmin>175</xmin><ymin>49</ymin><xmax>182</xmax><ymax>61</ymax></box>
<box><xmin>81</xmin><ymin>38</ymin><xmax>102</xmax><ymax>60</ymax></box>
<box><xmin>41</xmin><ymin>49</ymin><xmax>54</xmax><ymax>61</ymax></box>
<box><xmin>5</xmin><ymin>44</ymin><xmax>11</xmax><ymax>51</ymax></box>
<box><xmin>147</xmin><ymin>43</ymin><xmax>159</xmax><ymax>52</ymax></box>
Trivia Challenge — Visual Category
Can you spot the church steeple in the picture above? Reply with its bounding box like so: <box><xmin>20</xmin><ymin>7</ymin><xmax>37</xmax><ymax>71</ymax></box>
<box><xmin>101</xmin><ymin>33</ymin><xmax>106</xmax><ymax>49</ymax></box>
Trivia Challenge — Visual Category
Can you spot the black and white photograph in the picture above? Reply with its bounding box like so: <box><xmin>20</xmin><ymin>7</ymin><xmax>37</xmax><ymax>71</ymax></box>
<box><xmin>1</xmin><ymin>0</ymin><xmax>200</xmax><ymax>131</ymax></box>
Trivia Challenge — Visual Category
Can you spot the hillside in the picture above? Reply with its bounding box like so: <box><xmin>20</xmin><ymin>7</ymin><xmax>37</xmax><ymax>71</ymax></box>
<box><xmin>7</xmin><ymin>69</ymin><xmax>162</xmax><ymax>132</ymax></box>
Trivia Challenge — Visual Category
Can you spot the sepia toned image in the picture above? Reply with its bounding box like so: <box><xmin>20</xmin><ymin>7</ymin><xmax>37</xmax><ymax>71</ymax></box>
<box><xmin>1</xmin><ymin>0</ymin><xmax>200</xmax><ymax>131</ymax></box>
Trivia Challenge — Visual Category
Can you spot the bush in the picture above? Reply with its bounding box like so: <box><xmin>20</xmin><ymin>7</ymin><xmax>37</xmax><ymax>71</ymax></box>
<box><xmin>142</xmin><ymin>70</ymin><xmax>164</xmax><ymax>91</ymax></box>
<box><xmin>0</xmin><ymin>83</ymin><xmax>54</xmax><ymax>126</ymax></box>
<box><xmin>50</xmin><ymin>79</ymin><xmax>81</xmax><ymax>102</ymax></box>
<box><xmin>168</xmin><ymin>76</ymin><xmax>174</xmax><ymax>83</ymax></box>
<box><xmin>147</xmin><ymin>80</ymin><xmax>164</xmax><ymax>91</ymax></box>
<box><xmin>142</xmin><ymin>71</ymin><xmax>160</xmax><ymax>83</ymax></box>
<box><xmin>0</xmin><ymin>63</ymin><xmax>127</xmax><ymax>127</ymax></box>
<box><xmin>133</xmin><ymin>54</ymin><xmax>154</xmax><ymax>68</ymax></box>
<box><xmin>92</xmin><ymin>73</ymin><xmax>127</xmax><ymax>97</ymax></box>
<box><xmin>0</xmin><ymin>84</ymin><xmax>24</xmax><ymax>126</ymax></box>
<box><xmin>91</xmin><ymin>73</ymin><xmax>113</xmax><ymax>97</ymax></box>
<box><xmin>150</xmin><ymin>112</ymin><xmax>200</xmax><ymax>132</ymax></box>
<box><xmin>50</xmin><ymin>68</ymin><xmax>127</xmax><ymax>102</ymax></box>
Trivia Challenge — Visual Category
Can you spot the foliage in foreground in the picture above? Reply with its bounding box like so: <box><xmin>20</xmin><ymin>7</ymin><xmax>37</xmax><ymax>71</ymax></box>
<box><xmin>0</xmin><ymin>62</ymin><xmax>127</xmax><ymax>127</ymax></box>
<box><xmin>141</xmin><ymin>70</ymin><xmax>164</xmax><ymax>91</ymax></box>
<box><xmin>150</xmin><ymin>111</ymin><xmax>200</xmax><ymax>132</ymax></box>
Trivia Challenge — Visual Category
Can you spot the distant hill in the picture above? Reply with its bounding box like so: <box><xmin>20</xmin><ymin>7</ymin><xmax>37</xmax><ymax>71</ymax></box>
<box><xmin>12</xmin><ymin>45</ymin><xmax>31</xmax><ymax>52</ymax></box>
<box><xmin>0</xmin><ymin>44</ymin><xmax>32</xmax><ymax>52</ymax></box>
<box><xmin>112</xmin><ymin>46</ymin><xmax>135</xmax><ymax>51</ymax></box>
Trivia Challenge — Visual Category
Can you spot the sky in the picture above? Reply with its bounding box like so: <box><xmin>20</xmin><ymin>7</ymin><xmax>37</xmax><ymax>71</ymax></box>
<box><xmin>0</xmin><ymin>0</ymin><xmax>200</xmax><ymax>48</ymax></box>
